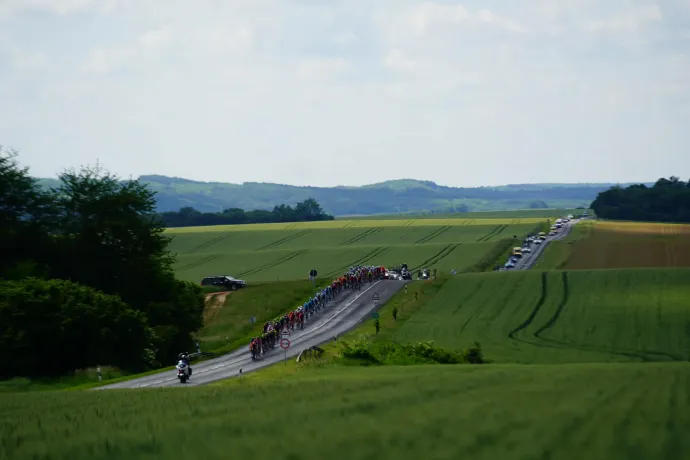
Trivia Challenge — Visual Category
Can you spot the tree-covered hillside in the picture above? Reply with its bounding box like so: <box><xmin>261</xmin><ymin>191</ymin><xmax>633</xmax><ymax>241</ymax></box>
<box><xmin>35</xmin><ymin>175</ymin><xmax>652</xmax><ymax>216</ymax></box>
<box><xmin>591</xmin><ymin>176</ymin><xmax>690</xmax><ymax>222</ymax></box>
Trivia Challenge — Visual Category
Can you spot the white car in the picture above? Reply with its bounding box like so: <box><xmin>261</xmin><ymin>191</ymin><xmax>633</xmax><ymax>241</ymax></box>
<box><xmin>505</xmin><ymin>261</ymin><xmax>515</xmax><ymax>268</ymax></box>
<box><xmin>534</xmin><ymin>239</ymin><xmax>542</xmax><ymax>244</ymax></box>
<box><xmin>522</xmin><ymin>246</ymin><xmax>531</xmax><ymax>253</ymax></box>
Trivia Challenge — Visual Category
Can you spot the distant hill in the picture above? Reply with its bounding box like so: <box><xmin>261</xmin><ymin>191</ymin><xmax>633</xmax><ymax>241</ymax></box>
<box><xmin>35</xmin><ymin>175</ymin><xmax>653</xmax><ymax>216</ymax></box>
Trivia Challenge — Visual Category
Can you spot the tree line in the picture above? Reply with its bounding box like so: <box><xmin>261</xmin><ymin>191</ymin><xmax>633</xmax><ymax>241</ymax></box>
<box><xmin>158</xmin><ymin>198</ymin><xmax>333</xmax><ymax>228</ymax></box>
<box><xmin>591</xmin><ymin>176</ymin><xmax>690</xmax><ymax>223</ymax></box>
<box><xmin>0</xmin><ymin>149</ymin><xmax>205</xmax><ymax>379</ymax></box>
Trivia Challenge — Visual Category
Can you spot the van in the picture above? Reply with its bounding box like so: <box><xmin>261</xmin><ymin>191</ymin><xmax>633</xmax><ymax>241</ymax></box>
<box><xmin>538</xmin><ymin>232</ymin><xmax>547</xmax><ymax>240</ymax></box>
<box><xmin>512</xmin><ymin>247</ymin><xmax>523</xmax><ymax>258</ymax></box>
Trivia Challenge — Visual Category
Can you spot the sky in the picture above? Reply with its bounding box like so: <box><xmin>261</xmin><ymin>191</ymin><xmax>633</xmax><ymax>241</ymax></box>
<box><xmin>1</xmin><ymin>0</ymin><xmax>689</xmax><ymax>187</ymax></box>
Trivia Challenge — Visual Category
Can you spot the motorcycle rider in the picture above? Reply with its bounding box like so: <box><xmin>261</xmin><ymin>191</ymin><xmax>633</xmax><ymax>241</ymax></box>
<box><xmin>178</xmin><ymin>352</ymin><xmax>192</xmax><ymax>376</ymax></box>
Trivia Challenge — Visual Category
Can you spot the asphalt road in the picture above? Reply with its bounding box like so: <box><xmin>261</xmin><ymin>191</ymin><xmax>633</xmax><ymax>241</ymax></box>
<box><xmin>514</xmin><ymin>218</ymin><xmax>580</xmax><ymax>270</ymax></box>
<box><xmin>95</xmin><ymin>279</ymin><xmax>409</xmax><ymax>389</ymax></box>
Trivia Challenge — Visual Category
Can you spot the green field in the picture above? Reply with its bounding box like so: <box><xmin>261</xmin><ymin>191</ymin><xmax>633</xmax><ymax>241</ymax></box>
<box><xmin>169</xmin><ymin>219</ymin><xmax>542</xmax><ymax>282</ymax></box>
<box><xmin>345</xmin><ymin>208</ymin><xmax>587</xmax><ymax>220</ymax></box>
<box><xmin>3</xmin><ymin>363</ymin><xmax>689</xmax><ymax>460</ymax></box>
<box><xmin>392</xmin><ymin>268</ymin><xmax>690</xmax><ymax>363</ymax></box>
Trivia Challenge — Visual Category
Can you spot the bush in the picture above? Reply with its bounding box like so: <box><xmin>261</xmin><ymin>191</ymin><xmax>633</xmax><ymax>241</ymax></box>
<box><xmin>0</xmin><ymin>278</ymin><xmax>153</xmax><ymax>378</ymax></box>
<box><xmin>338</xmin><ymin>338</ymin><xmax>484</xmax><ymax>366</ymax></box>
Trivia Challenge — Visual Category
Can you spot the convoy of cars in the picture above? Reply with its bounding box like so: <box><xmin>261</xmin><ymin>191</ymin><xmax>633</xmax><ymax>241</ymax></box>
<box><xmin>500</xmin><ymin>214</ymin><xmax>575</xmax><ymax>271</ymax></box>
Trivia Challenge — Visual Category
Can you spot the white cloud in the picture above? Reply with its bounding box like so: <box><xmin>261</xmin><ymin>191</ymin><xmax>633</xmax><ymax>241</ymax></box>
<box><xmin>383</xmin><ymin>49</ymin><xmax>417</xmax><ymax>70</ymax></box>
<box><xmin>586</xmin><ymin>4</ymin><xmax>663</xmax><ymax>33</ymax></box>
<box><xmin>296</xmin><ymin>58</ymin><xmax>352</xmax><ymax>80</ymax></box>
<box><xmin>334</xmin><ymin>31</ymin><xmax>358</xmax><ymax>45</ymax></box>
<box><xmin>0</xmin><ymin>0</ymin><xmax>688</xmax><ymax>188</ymax></box>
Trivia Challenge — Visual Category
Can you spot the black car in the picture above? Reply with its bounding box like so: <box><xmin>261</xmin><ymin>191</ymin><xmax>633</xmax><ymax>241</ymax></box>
<box><xmin>201</xmin><ymin>275</ymin><xmax>246</xmax><ymax>290</ymax></box>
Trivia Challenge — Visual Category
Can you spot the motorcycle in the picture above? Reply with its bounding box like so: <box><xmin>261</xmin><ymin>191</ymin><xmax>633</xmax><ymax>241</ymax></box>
<box><xmin>177</xmin><ymin>361</ymin><xmax>191</xmax><ymax>383</ymax></box>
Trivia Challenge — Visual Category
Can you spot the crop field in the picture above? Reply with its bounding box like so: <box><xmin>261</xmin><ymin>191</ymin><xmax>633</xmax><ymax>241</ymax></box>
<box><xmin>169</xmin><ymin>221</ymin><xmax>540</xmax><ymax>282</ymax></box>
<box><xmin>3</xmin><ymin>363</ymin><xmax>689</xmax><ymax>460</ymax></box>
<box><xmin>562</xmin><ymin>221</ymin><xmax>690</xmax><ymax>269</ymax></box>
<box><xmin>392</xmin><ymin>268</ymin><xmax>690</xmax><ymax>363</ymax></box>
<box><xmin>166</xmin><ymin>217</ymin><xmax>544</xmax><ymax>233</ymax></box>
<box><xmin>346</xmin><ymin>208</ymin><xmax>586</xmax><ymax>220</ymax></box>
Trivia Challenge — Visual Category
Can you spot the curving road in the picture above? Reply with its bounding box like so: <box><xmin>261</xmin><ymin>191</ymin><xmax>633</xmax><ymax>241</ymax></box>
<box><xmin>95</xmin><ymin>280</ymin><xmax>409</xmax><ymax>389</ymax></box>
<box><xmin>514</xmin><ymin>218</ymin><xmax>580</xmax><ymax>270</ymax></box>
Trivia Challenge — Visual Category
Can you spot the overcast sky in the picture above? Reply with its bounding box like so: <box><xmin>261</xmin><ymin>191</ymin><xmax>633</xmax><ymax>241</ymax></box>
<box><xmin>1</xmin><ymin>1</ymin><xmax>689</xmax><ymax>187</ymax></box>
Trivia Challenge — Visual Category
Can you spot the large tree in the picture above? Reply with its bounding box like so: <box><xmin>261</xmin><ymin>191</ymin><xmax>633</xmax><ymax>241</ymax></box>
<box><xmin>591</xmin><ymin>177</ymin><xmax>690</xmax><ymax>223</ymax></box>
<box><xmin>47</xmin><ymin>165</ymin><xmax>204</xmax><ymax>365</ymax></box>
<box><xmin>0</xmin><ymin>148</ymin><xmax>56</xmax><ymax>279</ymax></box>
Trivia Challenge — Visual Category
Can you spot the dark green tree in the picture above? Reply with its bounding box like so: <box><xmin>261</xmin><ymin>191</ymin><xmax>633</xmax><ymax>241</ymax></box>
<box><xmin>591</xmin><ymin>177</ymin><xmax>690</xmax><ymax>223</ymax></box>
<box><xmin>0</xmin><ymin>278</ymin><xmax>152</xmax><ymax>378</ymax></box>
<box><xmin>0</xmin><ymin>147</ymin><xmax>56</xmax><ymax>279</ymax></box>
<box><xmin>47</xmin><ymin>165</ymin><xmax>204</xmax><ymax>364</ymax></box>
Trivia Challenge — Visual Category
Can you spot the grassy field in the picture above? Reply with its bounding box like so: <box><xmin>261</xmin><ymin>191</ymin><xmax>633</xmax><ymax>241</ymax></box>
<box><xmin>343</xmin><ymin>208</ymin><xmax>587</xmax><ymax>220</ymax></box>
<box><xmin>391</xmin><ymin>269</ymin><xmax>690</xmax><ymax>364</ymax></box>
<box><xmin>558</xmin><ymin>221</ymin><xmax>690</xmax><ymax>269</ymax></box>
<box><xmin>2</xmin><ymin>363</ymin><xmax>689</xmax><ymax>460</ymax></box>
<box><xmin>169</xmin><ymin>219</ymin><xmax>542</xmax><ymax>282</ymax></box>
<box><xmin>533</xmin><ymin>220</ymin><xmax>595</xmax><ymax>269</ymax></box>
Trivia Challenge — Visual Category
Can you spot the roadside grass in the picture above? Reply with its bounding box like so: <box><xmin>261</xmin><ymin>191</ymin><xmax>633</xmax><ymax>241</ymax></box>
<box><xmin>200</xmin><ymin>285</ymin><xmax>227</xmax><ymax>294</ymax></box>
<box><xmin>199</xmin><ymin>280</ymin><xmax>323</xmax><ymax>353</ymax></box>
<box><xmin>392</xmin><ymin>268</ymin><xmax>690</xmax><ymax>364</ymax></box>
<box><xmin>564</xmin><ymin>221</ymin><xmax>690</xmax><ymax>269</ymax></box>
<box><xmin>0</xmin><ymin>367</ymin><xmax>125</xmax><ymax>393</ymax></box>
<box><xmin>3</xmin><ymin>362</ymin><xmax>689</xmax><ymax>460</ymax></box>
<box><xmin>533</xmin><ymin>220</ymin><xmax>594</xmax><ymax>269</ymax></box>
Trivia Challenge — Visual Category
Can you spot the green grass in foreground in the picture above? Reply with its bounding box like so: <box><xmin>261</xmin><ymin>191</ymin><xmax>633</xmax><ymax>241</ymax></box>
<box><xmin>393</xmin><ymin>268</ymin><xmax>690</xmax><ymax>363</ymax></box>
<box><xmin>3</xmin><ymin>363</ymin><xmax>689</xmax><ymax>460</ymax></box>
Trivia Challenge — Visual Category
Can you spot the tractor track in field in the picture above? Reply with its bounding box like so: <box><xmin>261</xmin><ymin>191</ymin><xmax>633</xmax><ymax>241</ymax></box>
<box><xmin>533</xmin><ymin>271</ymin><xmax>569</xmax><ymax>339</ymax></box>
<box><xmin>236</xmin><ymin>249</ymin><xmax>310</xmax><ymax>277</ymax></box>
<box><xmin>476</xmin><ymin>224</ymin><xmax>508</xmax><ymax>242</ymax></box>
<box><xmin>414</xmin><ymin>226</ymin><xmax>452</xmax><ymax>244</ymax></box>
<box><xmin>402</xmin><ymin>219</ymin><xmax>417</xmax><ymax>227</ymax></box>
<box><xmin>326</xmin><ymin>246</ymin><xmax>390</xmax><ymax>278</ymax></box>
<box><xmin>176</xmin><ymin>254</ymin><xmax>222</xmax><ymax>272</ymax></box>
<box><xmin>508</xmin><ymin>271</ymin><xmax>683</xmax><ymax>362</ymax></box>
<box><xmin>257</xmin><ymin>230</ymin><xmax>313</xmax><ymax>251</ymax></box>
<box><xmin>185</xmin><ymin>234</ymin><xmax>233</xmax><ymax>254</ymax></box>
<box><xmin>411</xmin><ymin>243</ymin><xmax>460</xmax><ymax>271</ymax></box>
<box><xmin>339</xmin><ymin>228</ymin><xmax>382</xmax><ymax>246</ymax></box>
<box><xmin>508</xmin><ymin>272</ymin><xmax>548</xmax><ymax>340</ymax></box>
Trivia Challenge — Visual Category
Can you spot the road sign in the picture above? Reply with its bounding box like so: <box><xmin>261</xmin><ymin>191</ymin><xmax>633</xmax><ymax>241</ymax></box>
<box><xmin>280</xmin><ymin>338</ymin><xmax>290</xmax><ymax>349</ymax></box>
<box><xmin>371</xmin><ymin>312</ymin><xmax>379</xmax><ymax>319</ymax></box>
<box><xmin>372</xmin><ymin>293</ymin><xmax>380</xmax><ymax>301</ymax></box>
<box><xmin>309</xmin><ymin>269</ymin><xmax>318</xmax><ymax>277</ymax></box>
<box><xmin>281</xmin><ymin>326</ymin><xmax>290</xmax><ymax>336</ymax></box>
